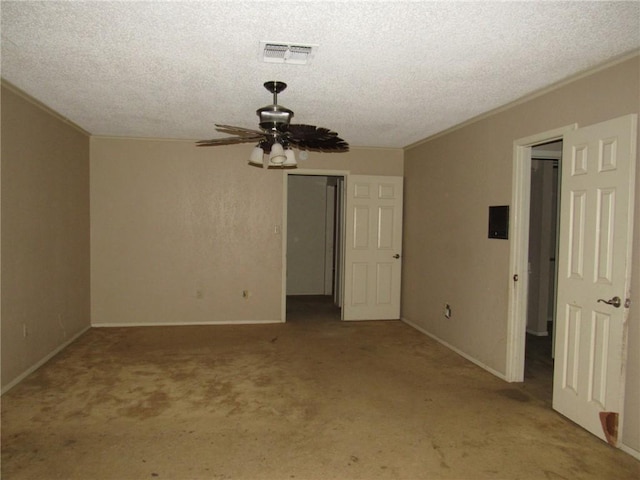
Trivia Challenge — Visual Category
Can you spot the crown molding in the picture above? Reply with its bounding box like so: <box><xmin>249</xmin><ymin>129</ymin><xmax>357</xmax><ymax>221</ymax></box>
<box><xmin>2</xmin><ymin>78</ymin><xmax>91</xmax><ymax>137</ymax></box>
<box><xmin>405</xmin><ymin>49</ymin><xmax>640</xmax><ymax>151</ymax></box>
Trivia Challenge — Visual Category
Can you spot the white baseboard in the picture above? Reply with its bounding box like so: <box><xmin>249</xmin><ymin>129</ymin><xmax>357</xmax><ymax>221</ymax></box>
<box><xmin>1</xmin><ymin>325</ymin><xmax>91</xmax><ymax>395</ymax></box>
<box><xmin>91</xmin><ymin>319</ymin><xmax>285</xmax><ymax>327</ymax></box>
<box><xmin>620</xmin><ymin>443</ymin><xmax>640</xmax><ymax>461</ymax></box>
<box><xmin>401</xmin><ymin>316</ymin><xmax>507</xmax><ymax>381</ymax></box>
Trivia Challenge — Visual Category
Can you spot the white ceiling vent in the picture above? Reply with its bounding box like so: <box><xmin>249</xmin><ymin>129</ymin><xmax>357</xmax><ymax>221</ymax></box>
<box><xmin>260</xmin><ymin>41</ymin><xmax>318</xmax><ymax>65</ymax></box>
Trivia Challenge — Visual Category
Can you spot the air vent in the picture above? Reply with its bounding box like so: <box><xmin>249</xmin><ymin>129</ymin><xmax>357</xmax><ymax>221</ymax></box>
<box><xmin>260</xmin><ymin>41</ymin><xmax>318</xmax><ymax>65</ymax></box>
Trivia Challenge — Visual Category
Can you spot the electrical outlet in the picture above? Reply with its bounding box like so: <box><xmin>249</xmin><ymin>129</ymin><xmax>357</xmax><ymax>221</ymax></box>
<box><xmin>195</xmin><ymin>289</ymin><xmax>203</xmax><ymax>299</ymax></box>
<box><xmin>444</xmin><ymin>304</ymin><xmax>452</xmax><ymax>319</ymax></box>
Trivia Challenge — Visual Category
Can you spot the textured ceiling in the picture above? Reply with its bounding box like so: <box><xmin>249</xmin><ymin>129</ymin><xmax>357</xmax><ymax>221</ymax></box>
<box><xmin>2</xmin><ymin>1</ymin><xmax>639</xmax><ymax>148</ymax></box>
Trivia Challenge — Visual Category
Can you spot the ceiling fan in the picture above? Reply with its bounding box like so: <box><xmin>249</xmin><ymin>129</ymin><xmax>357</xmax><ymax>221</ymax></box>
<box><xmin>196</xmin><ymin>81</ymin><xmax>349</xmax><ymax>168</ymax></box>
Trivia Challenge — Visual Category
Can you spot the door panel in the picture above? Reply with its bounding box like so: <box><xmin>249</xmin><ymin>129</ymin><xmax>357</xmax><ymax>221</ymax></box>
<box><xmin>351</xmin><ymin>263</ymin><xmax>368</xmax><ymax>305</ymax></box>
<box><xmin>553</xmin><ymin>114</ymin><xmax>637</xmax><ymax>446</ymax></box>
<box><xmin>354</xmin><ymin>206</ymin><xmax>370</xmax><ymax>248</ymax></box>
<box><xmin>343</xmin><ymin>175</ymin><xmax>403</xmax><ymax>320</ymax></box>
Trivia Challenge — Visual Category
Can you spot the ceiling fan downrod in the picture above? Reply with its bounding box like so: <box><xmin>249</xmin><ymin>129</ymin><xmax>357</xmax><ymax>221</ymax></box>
<box><xmin>257</xmin><ymin>81</ymin><xmax>293</xmax><ymax>131</ymax></box>
<box><xmin>264</xmin><ymin>81</ymin><xmax>287</xmax><ymax>104</ymax></box>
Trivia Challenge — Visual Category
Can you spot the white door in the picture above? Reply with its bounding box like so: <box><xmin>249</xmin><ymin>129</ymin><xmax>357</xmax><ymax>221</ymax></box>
<box><xmin>343</xmin><ymin>175</ymin><xmax>403</xmax><ymax>320</ymax></box>
<box><xmin>553</xmin><ymin>114</ymin><xmax>637</xmax><ymax>446</ymax></box>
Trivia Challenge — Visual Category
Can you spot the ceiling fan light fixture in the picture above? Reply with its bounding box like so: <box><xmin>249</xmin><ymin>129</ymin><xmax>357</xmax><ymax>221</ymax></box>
<box><xmin>248</xmin><ymin>146</ymin><xmax>265</xmax><ymax>167</ymax></box>
<box><xmin>283</xmin><ymin>149</ymin><xmax>297</xmax><ymax>167</ymax></box>
<box><xmin>269</xmin><ymin>142</ymin><xmax>286</xmax><ymax>164</ymax></box>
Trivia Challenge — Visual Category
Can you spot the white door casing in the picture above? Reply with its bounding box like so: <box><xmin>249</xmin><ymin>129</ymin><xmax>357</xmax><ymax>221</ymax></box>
<box><xmin>553</xmin><ymin>114</ymin><xmax>637</xmax><ymax>446</ymax></box>
<box><xmin>343</xmin><ymin>175</ymin><xmax>403</xmax><ymax>321</ymax></box>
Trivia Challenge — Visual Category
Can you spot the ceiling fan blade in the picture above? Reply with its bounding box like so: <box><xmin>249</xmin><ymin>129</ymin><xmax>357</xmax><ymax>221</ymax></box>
<box><xmin>196</xmin><ymin>135</ymin><xmax>263</xmax><ymax>147</ymax></box>
<box><xmin>214</xmin><ymin>124</ymin><xmax>264</xmax><ymax>137</ymax></box>
<box><xmin>284</xmin><ymin>124</ymin><xmax>349</xmax><ymax>152</ymax></box>
<box><xmin>196</xmin><ymin>124</ymin><xmax>266</xmax><ymax>147</ymax></box>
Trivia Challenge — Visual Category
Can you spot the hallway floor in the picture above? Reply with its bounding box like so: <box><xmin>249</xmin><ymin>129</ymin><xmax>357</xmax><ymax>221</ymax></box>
<box><xmin>523</xmin><ymin>329</ymin><xmax>555</xmax><ymax>408</ymax></box>
<box><xmin>2</xmin><ymin>296</ymin><xmax>638</xmax><ymax>479</ymax></box>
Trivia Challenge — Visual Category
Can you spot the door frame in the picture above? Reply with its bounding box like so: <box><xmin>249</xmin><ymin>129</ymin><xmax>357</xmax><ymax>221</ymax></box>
<box><xmin>506</xmin><ymin>124</ymin><xmax>577</xmax><ymax>381</ymax></box>
<box><xmin>282</xmin><ymin>169</ymin><xmax>349</xmax><ymax>322</ymax></box>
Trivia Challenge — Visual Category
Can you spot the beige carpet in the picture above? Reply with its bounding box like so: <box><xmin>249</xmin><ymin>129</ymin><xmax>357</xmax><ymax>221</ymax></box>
<box><xmin>2</xmin><ymin>296</ymin><xmax>638</xmax><ymax>479</ymax></box>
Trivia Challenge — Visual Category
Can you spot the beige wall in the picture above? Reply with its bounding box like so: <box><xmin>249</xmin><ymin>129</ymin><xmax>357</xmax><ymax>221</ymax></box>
<box><xmin>402</xmin><ymin>55</ymin><xmax>640</xmax><ymax>452</ymax></box>
<box><xmin>295</xmin><ymin>149</ymin><xmax>403</xmax><ymax>176</ymax></box>
<box><xmin>90</xmin><ymin>138</ymin><xmax>402</xmax><ymax>326</ymax></box>
<box><xmin>1</xmin><ymin>84</ymin><xmax>91</xmax><ymax>390</ymax></box>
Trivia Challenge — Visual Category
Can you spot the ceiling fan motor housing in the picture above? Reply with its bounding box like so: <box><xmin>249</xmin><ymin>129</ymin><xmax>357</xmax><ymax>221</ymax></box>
<box><xmin>257</xmin><ymin>104</ymin><xmax>294</xmax><ymax>132</ymax></box>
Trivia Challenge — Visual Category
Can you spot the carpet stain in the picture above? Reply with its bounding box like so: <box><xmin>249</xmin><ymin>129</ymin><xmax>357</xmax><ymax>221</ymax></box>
<box><xmin>432</xmin><ymin>442</ymin><xmax>451</xmax><ymax>469</ymax></box>
<box><xmin>117</xmin><ymin>390</ymin><xmax>171</xmax><ymax>419</ymax></box>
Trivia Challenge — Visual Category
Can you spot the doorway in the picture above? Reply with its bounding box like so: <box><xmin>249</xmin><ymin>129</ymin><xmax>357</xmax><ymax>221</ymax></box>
<box><xmin>284</xmin><ymin>172</ymin><xmax>346</xmax><ymax>322</ymax></box>
<box><xmin>506</xmin><ymin>123</ymin><xmax>576</xmax><ymax>383</ymax></box>
<box><xmin>524</xmin><ymin>141</ymin><xmax>562</xmax><ymax>403</ymax></box>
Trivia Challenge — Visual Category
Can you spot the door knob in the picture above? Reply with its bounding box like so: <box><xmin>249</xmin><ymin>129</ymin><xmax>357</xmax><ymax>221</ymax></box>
<box><xmin>597</xmin><ymin>296</ymin><xmax>621</xmax><ymax>308</ymax></box>
<box><xmin>393</xmin><ymin>254</ymin><xmax>400</xmax><ymax>259</ymax></box>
